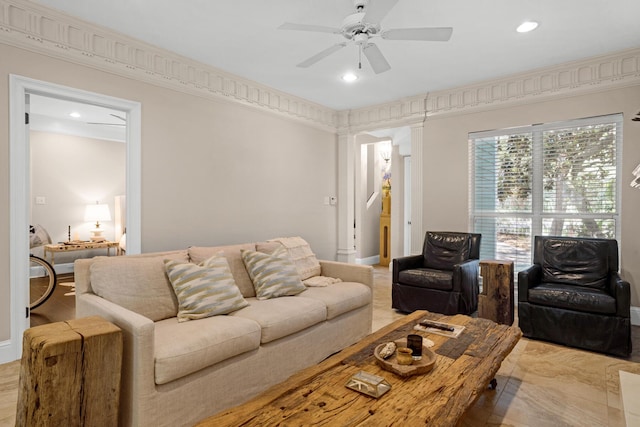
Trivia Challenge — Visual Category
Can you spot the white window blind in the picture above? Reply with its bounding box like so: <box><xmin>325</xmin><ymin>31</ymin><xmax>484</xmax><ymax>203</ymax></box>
<box><xmin>469</xmin><ymin>114</ymin><xmax>622</xmax><ymax>271</ymax></box>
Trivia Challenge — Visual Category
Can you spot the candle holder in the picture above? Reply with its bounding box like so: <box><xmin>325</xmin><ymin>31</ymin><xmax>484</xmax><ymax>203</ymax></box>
<box><xmin>407</xmin><ymin>334</ymin><xmax>423</xmax><ymax>360</ymax></box>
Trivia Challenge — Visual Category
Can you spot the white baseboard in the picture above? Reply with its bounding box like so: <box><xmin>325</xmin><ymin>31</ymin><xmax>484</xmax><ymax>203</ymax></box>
<box><xmin>631</xmin><ymin>306</ymin><xmax>640</xmax><ymax>326</ymax></box>
<box><xmin>0</xmin><ymin>339</ymin><xmax>17</xmax><ymax>364</ymax></box>
<box><xmin>356</xmin><ymin>255</ymin><xmax>380</xmax><ymax>265</ymax></box>
<box><xmin>53</xmin><ymin>262</ymin><xmax>74</xmax><ymax>275</ymax></box>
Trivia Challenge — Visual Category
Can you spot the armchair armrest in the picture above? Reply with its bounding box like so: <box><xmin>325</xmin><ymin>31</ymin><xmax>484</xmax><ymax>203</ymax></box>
<box><xmin>319</xmin><ymin>260</ymin><xmax>373</xmax><ymax>290</ymax></box>
<box><xmin>517</xmin><ymin>264</ymin><xmax>542</xmax><ymax>303</ymax></box>
<box><xmin>392</xmin><ymin>255</ymin><xmax>423</xmax><ymax>283</ymax></box>
<box><xmin>609</xmin><ymin>273</ymin><xmax>631</xmax><ymax>318</ymax></box>
<box><xmin>452</xmin><ymin>259</ymin><xmax>479</xmax><ymax>292</ymax></box>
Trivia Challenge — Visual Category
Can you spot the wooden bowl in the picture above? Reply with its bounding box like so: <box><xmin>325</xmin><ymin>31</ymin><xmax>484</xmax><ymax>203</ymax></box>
<box><xmin>374</xmin><ymin>338</ymin><xmax>436</xmax><ymax>378</ymax></box>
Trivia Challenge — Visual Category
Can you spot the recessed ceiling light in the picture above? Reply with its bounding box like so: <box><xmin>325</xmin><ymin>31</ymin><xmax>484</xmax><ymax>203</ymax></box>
<box><xmin>69</xmin><ymin>111</ymin><xmax>81</xmax><ymax>118</ymax></box>
<box><xmin>517</xmin><ymin>21</ymin><xmax>539</xmax><ymax>33</ymax></box>
<box><xmin>341</xmin><ymin>73</ymin><xmax>358</xmax><ymax>83</ymax></box>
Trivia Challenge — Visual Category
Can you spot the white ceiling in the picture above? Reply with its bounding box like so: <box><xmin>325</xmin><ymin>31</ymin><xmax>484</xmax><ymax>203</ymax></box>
<box><xmin>30</xmin><ymin>95</ymin><xmax>126</xmax><ymax>142</ymax></box>
<box><xmin>31</xmin><ymin>0</ymin><xmax>640</xmax><ymax>111</ymax></box>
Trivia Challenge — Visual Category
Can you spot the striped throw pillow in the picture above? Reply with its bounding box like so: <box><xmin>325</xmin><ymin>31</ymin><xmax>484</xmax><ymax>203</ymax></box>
<box><xmin>241</xmin><ymin>247</ymin><xmax>306</xmax><ymax>300</ymax></box>
<box><xmin>164</xmin><ymin>254</ymin><xmax>248</xmax><ymax>322</ymax></box>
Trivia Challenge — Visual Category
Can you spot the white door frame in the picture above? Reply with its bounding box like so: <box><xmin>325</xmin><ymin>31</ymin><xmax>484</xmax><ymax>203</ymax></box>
<box><xmin>3</xmin><ymin>75</ymin><xmax>141</xmax><ymax>363</ymax></box>
<box><xmin>403</xmin><ymin>156</ymin><xmax>412</xmax><ymax>256</ymax></box>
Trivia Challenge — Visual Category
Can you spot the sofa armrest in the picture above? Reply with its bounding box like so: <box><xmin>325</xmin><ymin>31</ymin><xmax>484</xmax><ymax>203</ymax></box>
<box><xmin>392</xmin><ymin>255</ymin><xmax>423</xmax><ymax>283</ymax></box>
<box><xmin>517</xmin><ymin>264</ymin><xmax>542</xmax><ymax>303</ymax></box>
<box><xmin>609</xmin><ymin>273</ymin><xmax>631</xmax><ymax>318</ymax></box>
<box><xmin>319</xmin><ymin>260</ymin><xmax>373</xmax><ymax>289</ymax></box>
<box><xmin>76</xmin><ymin>292</ymin><xmax>156</xmax><ymax>423</ymax></box>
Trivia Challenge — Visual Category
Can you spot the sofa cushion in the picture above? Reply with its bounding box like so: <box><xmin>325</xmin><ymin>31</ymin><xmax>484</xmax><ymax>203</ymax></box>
<box><xmin>154</xmin><ymin>315</ymin><xmax>261</xmax><ymax>384</ymax></box>
<box><xmin>90</xmin><ymin>251</ymin><xmax>188</xmax><ymax>321</ymax></box>
<box><xmin>241</xmin><ymin>248</ymin><xmax>306</xmax><ymax>300</ymax></box>
<box><xmin>164</xmin><ymin>254</ymin><xmax>249</xmax><ymax>322</ymax></box>
<box><xmin>230</xmin><ymin>296</ymin><xmax>326</xmax><ymax>343</ymax></box>
<box><xmin>189</xmin><ymin>244</ymin><xmax>256</xmax><ymax>297</ymax></box>
<box><xmin>301</xmin><ymin>282</ymin><xmax>371</xmax><ymax>319</ymax></box>
<box><xmin>398</xmin><ymin>268</ymin><xmax>453</xmax><ymax>291</ymax></box>
<box><xmin>423</xmin><ymin>232</ymin><xmax>471</xmax><ymax>270</ymax></box>
<box><xmin>528</xmin><ymin>283</ymin><xmax>616</xmax><ymax>314</ymax></box>
<box><xmin>541</xmin><ymin>238</ymin><xmax>609</xmax><ymax>289</ymax></box>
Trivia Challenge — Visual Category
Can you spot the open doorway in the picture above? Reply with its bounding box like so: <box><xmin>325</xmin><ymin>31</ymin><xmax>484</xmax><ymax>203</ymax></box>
<box><xmin>28</xmin><ymin>95</ymin><xmax>128</xmax><ymax>327</ymax></box>
<box><xmin>355</xmin><ymin>137</ymin><xmax>391</xmax><ymax>265</ymax></box>
<box><xmin>6</xmin><ymin>75</ymin><xmax>141</xmax><ymax>362</ymax></box>
<box><xmin>354</xmin><ymin>126</ymin><xmax>411</xmax><ymax>267</ymax></box>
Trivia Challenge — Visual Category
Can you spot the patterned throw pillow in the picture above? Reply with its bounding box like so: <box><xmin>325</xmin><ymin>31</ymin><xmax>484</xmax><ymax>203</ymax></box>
<box><xmin>241</xmin><ymin>247</ymin><xmax>306</xmax><ymax>300</ymax></box>
<box><xmin>164</xmin><ymin>253</ymin><xmax>249</xmax><ymax>322</ymax></box>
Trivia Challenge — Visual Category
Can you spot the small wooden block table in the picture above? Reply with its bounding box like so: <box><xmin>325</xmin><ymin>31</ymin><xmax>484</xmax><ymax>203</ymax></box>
<box><xmin>479</xmin><ymin>260</ymin><xmax>515</xmax><ymax>326</ymax></box>
<box><xmin>43</xmin><ymin>241</ymin><xmax>120</xmax><ymax>265</ymax></box>
<box><xmin>196</xmin><ymin>310</ymin><xmax>521</xmax><ymax>427</ymax></box>
<box><xmin>16</xmin><ymin>316</ymin><xmax>123</xmax><ymax>427</ymax></box>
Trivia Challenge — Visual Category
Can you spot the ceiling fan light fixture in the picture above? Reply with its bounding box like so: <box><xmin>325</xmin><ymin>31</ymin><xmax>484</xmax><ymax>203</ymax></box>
<box><xmin>342</xmin><ymin>72</ymin><xmax>359</xmax><ymax>82</ymax></box>
<box><xmin>279</xmin><ymin>0</ymin><xmax>452</xmax><ymax>75</ymax></box>
<box><xmin>516</xmin><ymin>21</ymin><xmax>539</xmax><ymax>33</ymax></box>
<box><xmin>69</xmin><ymin>111</ymin><xmax>81</xmax><ymax>118</ymax></box>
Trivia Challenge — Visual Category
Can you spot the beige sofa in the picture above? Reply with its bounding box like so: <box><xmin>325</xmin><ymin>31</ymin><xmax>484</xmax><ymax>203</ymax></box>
<box><xmin>74</xmin><ymin>241</ymin><xmax>373</xmax><ymax>427</ymax></box>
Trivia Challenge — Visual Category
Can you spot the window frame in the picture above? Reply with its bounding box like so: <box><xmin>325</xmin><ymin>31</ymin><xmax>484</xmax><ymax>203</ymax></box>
<box><xmin>469</xmin><ymin>114</ymin><xmax>623</xmax><ymax>270</ymax></box>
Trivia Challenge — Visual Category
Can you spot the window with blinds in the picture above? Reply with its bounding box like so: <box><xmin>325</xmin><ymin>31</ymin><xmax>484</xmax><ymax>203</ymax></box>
<box><xmin>469</xmin><ymin>114</ymin><xmax>622</xmax><ymax>271</ymax></box>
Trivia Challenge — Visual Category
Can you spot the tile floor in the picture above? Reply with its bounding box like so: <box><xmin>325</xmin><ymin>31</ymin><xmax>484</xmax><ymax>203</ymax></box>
<box><xmin>1</xmin><ymin>265</ymin><xmax>639</xmax><ymax>426</ymax></box>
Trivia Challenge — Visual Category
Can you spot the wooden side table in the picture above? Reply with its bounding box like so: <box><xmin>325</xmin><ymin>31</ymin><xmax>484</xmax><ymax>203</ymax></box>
<box><xmin>43</xmin><ymin>241</ymin><xmax>120</xmax><ymax>265</ymax></box>
<box><xmin>16</xmin><ymin>316</ymin><xmax>122</xmax><ymax>426</ymax></box>
<box><xmin>478</xmin><ymin>260</ymin><xmax>514</xmax><ymax>325</ymax></box>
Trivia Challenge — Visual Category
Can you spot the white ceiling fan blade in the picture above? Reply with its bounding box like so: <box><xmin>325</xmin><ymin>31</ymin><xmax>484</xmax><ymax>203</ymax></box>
<box><xmin>363</xmin><ymin>0</ymin><xmax>400</xmax><ymax>24</ymax></box>
<box><xmin>297</xmin><ymin>43</ymin><xmax>347</xmax><ymax>68</ymax></box>
<box><xmin>279</xmin><ymin>22</ymin><xmax>341</xmax><ymax>34</ymax></box>
<box><xmin>363</xmin><ymin>43</ymin><xmax>391</xmax><ymax>74</ymax></box>
<box><xmin>382</xmin><ymin>27</ymin><xmax>453</xmax><ymax>41</ymax></box>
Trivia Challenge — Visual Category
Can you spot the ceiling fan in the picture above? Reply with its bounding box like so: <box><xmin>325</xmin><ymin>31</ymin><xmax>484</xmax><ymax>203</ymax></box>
<box><xmin>279</xmin><ymin>0</ymin><xmax>452</xmax><ymax>74</ymax></box>
<box><xmin>87</xmin><ymin>113</ymin><xmax>127</xmax><ymax>126</ymax></box>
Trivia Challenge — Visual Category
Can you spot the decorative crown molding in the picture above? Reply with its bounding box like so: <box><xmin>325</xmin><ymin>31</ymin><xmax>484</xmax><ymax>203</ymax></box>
<box><xmin>1</xmin><ymin>0</ymin><xmax>639</xmax><ymax>135</ymax></box>
<box><xmin>344</xmin><ymin>47</ymin><xmax>640</xmax><ymax>132</ymax></box>
<box><xmin>0</xmin><ymin>0</ymin><xmax>338</xmax><ymax>131</ymax></box>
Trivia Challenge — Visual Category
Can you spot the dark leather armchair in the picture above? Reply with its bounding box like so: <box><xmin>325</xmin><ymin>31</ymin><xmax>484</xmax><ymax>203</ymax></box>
<box><xmin>392</xmin><ymin>231</ymin><xmax>481</xmax><ymax>315</ymax></box>
<box><xmin>518</xmin><ymin>236</ymin><xmax>631</xmax><ymax>357</ymax></box>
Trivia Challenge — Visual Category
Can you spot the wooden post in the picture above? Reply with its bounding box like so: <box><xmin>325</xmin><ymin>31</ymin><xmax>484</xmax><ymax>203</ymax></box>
<box><xmin>16</xmin><ymin>316</ymin><xmax>122</xmax><ymax>427</ymax></box>
<box><xmin>479</xmin><ymin>260</ymin><xmax>515</xmax><ymax>325</ymax></box>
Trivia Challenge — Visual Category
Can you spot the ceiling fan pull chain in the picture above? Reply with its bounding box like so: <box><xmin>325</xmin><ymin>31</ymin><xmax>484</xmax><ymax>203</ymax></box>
<box><xmin>359</xmin><ymin>44</ymin><xmax>362</xmax><ymax>69</ymax></box>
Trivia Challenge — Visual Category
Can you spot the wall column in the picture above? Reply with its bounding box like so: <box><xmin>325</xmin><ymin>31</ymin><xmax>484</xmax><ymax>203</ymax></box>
<box><xmin>337</xmin><ymin>131</ymin><xmax>356</xmax><ymax>263</ymax></box>
<box><xmin>390</xmin><ymin>144</ymin><xmax>403</xmax><ymax>264</ymax></box>
<box><xmin>410</xmin><ymin>124</ymin><xmax>424</xmax><ymax>255</ymax></box>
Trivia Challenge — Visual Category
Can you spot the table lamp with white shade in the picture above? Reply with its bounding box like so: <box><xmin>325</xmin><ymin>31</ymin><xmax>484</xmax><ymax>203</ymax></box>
<box><xmin>85</xmin><ymin>201</ymin><xmax>111</xmax><ymax>242</ymax></box>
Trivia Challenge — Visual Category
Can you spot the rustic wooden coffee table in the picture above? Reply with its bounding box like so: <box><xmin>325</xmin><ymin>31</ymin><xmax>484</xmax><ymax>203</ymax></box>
<box><xmin>196</xmin><ymin>310</ymin><xmax>521</xmax><ymax>427</ymax></box>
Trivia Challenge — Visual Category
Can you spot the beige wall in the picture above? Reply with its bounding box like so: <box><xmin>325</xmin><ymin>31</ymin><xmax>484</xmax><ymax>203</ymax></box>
<box><xmin>0</xmin><ymin>43</ymin><xmax>338</xmax><ymax>342</ymax></box>
<box><xmin>422</xmin><ymin>85</ymin><xmax>640</xmax><ymax>306</ymax></box>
